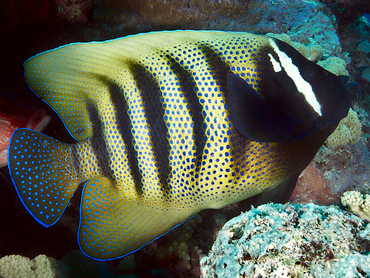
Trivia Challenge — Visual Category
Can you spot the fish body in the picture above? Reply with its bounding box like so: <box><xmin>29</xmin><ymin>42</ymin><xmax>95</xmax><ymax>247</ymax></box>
<box><xmin>0</xmin><ymin>89</ymin><xmax>50</xmax><ymax>167</ymax></box>
<box><xmin>8</xmin><ymin>31</ymin><xmax>354</xmax><ymax>260</ymax></box>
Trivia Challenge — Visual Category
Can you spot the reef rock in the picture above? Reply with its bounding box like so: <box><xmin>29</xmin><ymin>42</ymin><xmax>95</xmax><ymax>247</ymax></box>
<box><xmin>200</xmin><ymin>203</ymin><xmax>370</xmax><ymax>277</ymax></box>
<box><xmin>93</xmin><ymin>0</ymin><xmax>341</xmax><ymax>56</ymax></box>
<box><xmin>319</xmin><ymin>0</ymin><xmax>370</xmax><ymax>27</ymax></box>
<box><xmin>290</xmin><ymin>162</ymin><xmax>340</xmax><ymax>205</ymax></box>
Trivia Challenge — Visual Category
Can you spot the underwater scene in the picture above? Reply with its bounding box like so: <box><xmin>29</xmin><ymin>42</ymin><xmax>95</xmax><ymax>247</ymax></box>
<box><xmin>0</xmin><ymin>0</ymin><xmax>370</xmax><ymax>277</ymax></box>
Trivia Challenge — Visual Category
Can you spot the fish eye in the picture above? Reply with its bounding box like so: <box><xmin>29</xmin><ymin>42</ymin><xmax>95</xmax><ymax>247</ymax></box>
<box><xmin>0</xmin><ymin>104</ymin><xmax>9</xmax><ymax>114</ymax></box>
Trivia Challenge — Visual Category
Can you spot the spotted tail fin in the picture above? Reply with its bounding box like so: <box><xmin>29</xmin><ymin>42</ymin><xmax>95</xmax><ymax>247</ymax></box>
<box><xmin>8</xmin><ymin>129</ymin><xmax>79</xmax><ymax>227</ymax></box>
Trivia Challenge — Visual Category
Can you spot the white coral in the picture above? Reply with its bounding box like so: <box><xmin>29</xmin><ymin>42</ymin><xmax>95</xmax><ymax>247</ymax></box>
<box><xmin>341</xmin><ymin>191</ymin><xmax>370</xmax><ymax>221</ymax></box>
<box><xmin>361</xmin><ymin>195</ymin><xmax>370</xmax><ymax>214</ymax></box>
<box><xmin>341</xmin><ymin>191</ymin><xmax>363</xmax><ymax>207</ymax></box>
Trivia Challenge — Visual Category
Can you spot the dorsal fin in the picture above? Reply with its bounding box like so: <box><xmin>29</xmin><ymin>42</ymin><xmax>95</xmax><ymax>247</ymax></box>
<box><xmin>23</xmin><ymin>31</ymin><xmax>239</xmax><ymax>141</ymax></box>
<box><xmin>24</xmin><ymin>43</ymin><xmax>116</xmax><ymax>141</ymax></box>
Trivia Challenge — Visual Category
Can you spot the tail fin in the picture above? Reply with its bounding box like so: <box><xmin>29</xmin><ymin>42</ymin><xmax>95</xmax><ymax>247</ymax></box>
<box><xmin>8</xmin><ymin>129</ymin><xmax>79</xmax><ymax>227</ymax></box>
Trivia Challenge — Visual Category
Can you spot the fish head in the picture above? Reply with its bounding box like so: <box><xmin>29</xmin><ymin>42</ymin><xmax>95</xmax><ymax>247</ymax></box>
<box><xmin>227</xmin><ymin>36</ymin><xmax>356</xmax><ymax>143</ymax></box>
<box><xmin>268</xmin><ymin>38</ymin><xmax>355</xmax><ymax>125</ymax></box>
<box><xmin>0</xmin><ymin>89</ymin><xmax>51</xmax><ymax>167</ymax></box>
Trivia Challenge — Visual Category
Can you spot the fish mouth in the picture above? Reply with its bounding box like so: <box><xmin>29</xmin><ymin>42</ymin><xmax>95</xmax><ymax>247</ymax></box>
<box><xmin>26</xmin><ymin>108</ymin><xmax>51</xmax><ymax>132</ymax></box>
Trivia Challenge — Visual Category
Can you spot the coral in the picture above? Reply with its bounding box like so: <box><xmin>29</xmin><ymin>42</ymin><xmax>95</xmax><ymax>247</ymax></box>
<box><xmin>0</xmin><ymin>254</ymin><xmax>68</xmax><ymax>278</ymax></box>
<box><xmin>317</xmin><ymin>56</ymin><xmax>349</xmax><ymax>76</ymax></box>
<box><xmin>307</xmin><ymin>44</ymin><xmax>324</xmax><ymax>62</ymax></box>
<box><xmin>267</xmin><ymin>33</ymin><xmax>292</xmax><ymax>44</ymax></box>
<box><xmin>341</xmin><ymin>191</ymin><xmax>370</xmax><ymax>221</ymax></box>
<box><xmin>293</xmin><ymin>41</ymin><xmax>312</xmax><ymax>59</ymax></box>
<box><xmin>153</xmin><ymin>214</ymin><xmax>204</xmax><ymax>273</ymax></box>
<box><xmin>267</xmin><ymin>33</ymin><xmax>325</xmax><ymax>61</ymax></box>
<box><xmin>0</xmin><ymin>255</ymin><xmax>36</xmax><ymax>277</ymax></box>
<box><xmin>325</xmin><ymin>108</ymin><xmax>362</xmax><ymax>148</ymax></box>
<box><xmin>200</xmin><ymin>203</ymin><xmax>370</xmax><ymax>277</ymax></box>
<box><xmin>0</xmin><ymin>251</ymin><xmax>129</xmax><ymax>278</ymax></box>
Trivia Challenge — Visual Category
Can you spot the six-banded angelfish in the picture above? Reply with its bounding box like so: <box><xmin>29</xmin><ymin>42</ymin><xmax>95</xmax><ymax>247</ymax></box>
<box><xmin>8</xmin><ymin>30</ymin><xmax>355</xmax><ymax>260</ymax></box>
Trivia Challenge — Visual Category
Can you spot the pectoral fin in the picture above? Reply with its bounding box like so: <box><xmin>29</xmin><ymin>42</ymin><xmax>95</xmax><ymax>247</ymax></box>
<box><xmin>226</xmin><ymin>73</ymin><xmax>306</xmax><ymax>142</ymax></box>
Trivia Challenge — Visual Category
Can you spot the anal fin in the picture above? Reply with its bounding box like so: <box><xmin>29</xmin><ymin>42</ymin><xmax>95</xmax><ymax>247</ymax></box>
<box><xmin>79</xmin><ymin>177</ymin><xmax>184</xmax><ymax>260</ymax></box>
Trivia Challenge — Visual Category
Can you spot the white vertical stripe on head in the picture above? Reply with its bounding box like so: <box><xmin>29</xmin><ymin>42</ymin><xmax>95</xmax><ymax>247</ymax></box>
<box><xmin>268</xmin><ymin>54</ymin><xmax>282</xmax><ymax>72</ymax></box>
<box><xmin>269</xmin><ymin>38</ymin><xmax>322</xmax><ymax>116</ymax></box>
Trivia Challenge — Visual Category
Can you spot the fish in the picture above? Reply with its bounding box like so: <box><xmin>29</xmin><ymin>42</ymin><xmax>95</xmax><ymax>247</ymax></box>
<box><xmin>7</xmin><ymin>30</ymin><xmax>355</xmax><ymax>261</ymax></box>
<box><xmin>0</xmin><ymin>89</ymin><xmax>51</xmax><ymax>167</ymax></box>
